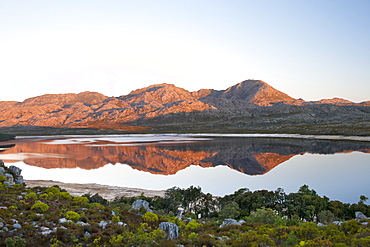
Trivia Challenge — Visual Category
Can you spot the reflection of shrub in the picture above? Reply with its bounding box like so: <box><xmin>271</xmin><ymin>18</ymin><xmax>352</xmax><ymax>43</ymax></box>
<box><xmin>65</xmin><ymin>211</ymin><xmax>81</xmax><ymax>222</ymax></box>
<box><xmin>31</xmin><ymin>202</ymin><xmax>49</xmax><ymax>213</ymax></box>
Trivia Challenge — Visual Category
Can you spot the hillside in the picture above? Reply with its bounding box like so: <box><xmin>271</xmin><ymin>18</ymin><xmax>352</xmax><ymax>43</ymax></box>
<box><xmin>1</xmin><ymin>161</ymin><xmax>370</xmax><ymax>246</ymax></box>
<box><xmin>0</xmin><ymin>80</ymin><xmax>369</xmax><ymax>136</ymax></box>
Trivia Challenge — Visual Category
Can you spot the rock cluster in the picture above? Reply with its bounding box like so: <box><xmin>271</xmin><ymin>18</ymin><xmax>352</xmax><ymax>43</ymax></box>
<box><xmin>0</xmin><ymin>161</ymin><xmax>24</xmax><ymax>186</ymax></box>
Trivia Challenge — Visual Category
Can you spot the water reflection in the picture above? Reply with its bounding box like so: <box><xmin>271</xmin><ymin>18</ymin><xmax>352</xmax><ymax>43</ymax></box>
<box><xmin>0</xmin><ymin>135</ymin><xmax>369</xmax><ymax>176</ymax></box>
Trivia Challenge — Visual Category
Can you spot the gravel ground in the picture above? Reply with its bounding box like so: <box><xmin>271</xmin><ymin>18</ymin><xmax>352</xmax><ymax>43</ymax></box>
<box><xmin>25</xmin><ymin>180</ymin><xmax>165</xmax><ymax>201</ymax></box>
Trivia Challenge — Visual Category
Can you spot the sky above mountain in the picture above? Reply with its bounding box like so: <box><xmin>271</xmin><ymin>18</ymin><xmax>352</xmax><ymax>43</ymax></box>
<box><xmin>1</xmin><ymin>0</ymin><xmax>369</xmax><ymax>102</ymax></box>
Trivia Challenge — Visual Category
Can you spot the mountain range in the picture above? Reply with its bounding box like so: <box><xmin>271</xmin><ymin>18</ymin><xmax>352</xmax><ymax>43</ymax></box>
<box><xmin>1</xmin><ymin>80</ymin><xmax>369</xmax><ymax>135</ymax></box>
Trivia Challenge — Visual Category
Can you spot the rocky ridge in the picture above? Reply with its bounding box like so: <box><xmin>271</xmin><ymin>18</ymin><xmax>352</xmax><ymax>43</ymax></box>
<box><xmin>0</xmin><ymin>80</ymin><xmax>369</xmax><ymax>135</ymax></box>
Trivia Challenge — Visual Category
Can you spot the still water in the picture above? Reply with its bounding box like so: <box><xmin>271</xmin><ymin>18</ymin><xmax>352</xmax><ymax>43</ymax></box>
<box><xmin>0</xmin><ymin>134</ymin><xmax>369</xmax><ymax>203</ymax></box>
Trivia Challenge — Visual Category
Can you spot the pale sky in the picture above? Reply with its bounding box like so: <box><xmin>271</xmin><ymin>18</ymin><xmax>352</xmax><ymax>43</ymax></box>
<box><xmin>1</xmin><ymin>0</ymin><xmax>369</xmax><ymax>102</ymax></box>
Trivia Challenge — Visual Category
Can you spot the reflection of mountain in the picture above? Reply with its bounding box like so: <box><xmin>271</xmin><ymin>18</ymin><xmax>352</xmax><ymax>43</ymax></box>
<box><xmin>1</xmin><ymin>137</ymin><xmax>370</xmax><ymax>175</ymax></box>
<box><xmin>0</xmin><ymin>144</ymin><xmax>15</xmax><ymax>152</ymax></box>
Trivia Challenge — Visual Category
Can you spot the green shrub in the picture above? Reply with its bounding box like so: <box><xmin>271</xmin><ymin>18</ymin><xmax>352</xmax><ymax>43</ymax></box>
<box><xmin>24</xmin><ymin>192</ymin><xmax>37</xmax><ymax>200</ymax></box>
<box><xmin>0</xmin><ymin>175</ymin><xmax>7</xmax><ymax>182</ymax></box>
<box><xmin>90</xmin><ymin>202</ymin><xmax>104</xmax><ymax>208</ymax></box>
<box><xmin>65</xmin><ymin>211</ymin><xmax>81</xmax><ymax>222</ymax></box>
<box><xmin>112</xmin><ymin>215</ymin><xmax>121</xmax><ymax>222</ymax></box>
<box><xmin>142</xmin><ymin>212</ymin><xmax>159</xmax><ymax>222</ymax></box>
<box><xmin>31</xmin><ymin>202</ymin><xmax>49</xmax><ymax>213</ymax></box>
<box><xmin>60</xmin><ymin>191</ymin><xmax>73</xmax><ymax>200</ymax></box>
<box><xmin>4</xmin><ymin>236</ymin><xmax>26</xmax><ymax>247</ymax></box>
<box><xmin>188</xmin><ymin>232</ymin><xmax>198</xmax><ymax>241</ymax></box>
<box><xmin>186</xmin><ymin>220</ymin><xmax>203</xmax><ymax>231</ymax></box>
<box><xmin>45</xmin><ymin>186</ymin><xmax>61</xmax><ymax>195</ymax></box>
<box><xmin>73</xmin><ymin>196</ymin><xmax>89</xmax><ymax>204</ymax></box>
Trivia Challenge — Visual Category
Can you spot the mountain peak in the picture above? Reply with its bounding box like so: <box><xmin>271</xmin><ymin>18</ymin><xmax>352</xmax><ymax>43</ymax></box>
<box><xmin>221</xmin><ymin>80</ymin><xmax>296</xmax><ymax>106</ymax></box>
<box><xmin>122</xmin><ymin>83</ymin><xmax>194</xmax><ymax>104</ymax></box>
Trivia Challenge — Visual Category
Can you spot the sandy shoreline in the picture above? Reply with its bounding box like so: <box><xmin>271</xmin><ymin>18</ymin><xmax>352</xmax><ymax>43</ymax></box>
<box><xmin>25</xmin><ymin>180</ymin><xmax>165</xmax><ymax>201</ymax></box>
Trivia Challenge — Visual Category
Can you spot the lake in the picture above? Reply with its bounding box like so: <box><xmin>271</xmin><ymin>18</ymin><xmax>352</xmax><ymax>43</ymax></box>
<box><xmin>0</xmin><ymin>134</ymin><xmax>369</xmax><ymax>204</ymax></box>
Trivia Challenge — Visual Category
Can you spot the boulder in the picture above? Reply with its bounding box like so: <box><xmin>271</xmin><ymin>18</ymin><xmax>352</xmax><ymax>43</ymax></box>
<box><xmin>355</xmin><ymin>211</ymin><xmax>368</xmax><ymax>220</ymax></box>
<box><xmin>159</xmin><ymin>222</ymin><xmax>179</xmax><ymax>240</ymax></box>
<box><xmin>5</xmin><ymin>173</ymin><xmax>14</xmax><ymax>184</ymax></box>
<box><xmin>219</xmin><ymin>218</ymin><xmax>244</xmax><ymax>228</ymax></box>
<box><xmin>8</xmin><ymin>166</ymin><xmax>22</xmax><ymax>176</ymax></box>
<box><xmin>13</xmin><ymin>223</ymin><xmax>22</xmax><ymax>229</ymax></box>
<box><xmin>131</xmin><ymin>199</ymin><xmax>152</xmax><ymax>212</ymax></box>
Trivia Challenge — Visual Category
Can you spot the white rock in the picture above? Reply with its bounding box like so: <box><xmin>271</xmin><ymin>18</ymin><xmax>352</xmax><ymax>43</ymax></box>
<box><xmin>77</xmin><ymin>221</ymin><xmax>90</xmax><ymax>226</ymax></box>
<box><xmin>58</xmin><ymin>218</ymin><xmax>72</xmax><ymax>224</ymax></box>
<box><xmin>98</xmin><ymin>221</ymin><xmax>108</xmax><ymax>229</ymax></box>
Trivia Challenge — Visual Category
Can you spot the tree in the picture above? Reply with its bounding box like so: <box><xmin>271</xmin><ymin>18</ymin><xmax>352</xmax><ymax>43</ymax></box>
<box><xmin>298</xmin><ymin>185</ymin><xmax>318</xmax><ymax>197</ymax></box>
<box><xmin>182</xmin><ymin>186</ymin><xmax>203</xmax><ymax>213</ymax></box>
<box><xmin>246</xmin><ymin>207</ymin><xmax>285</xmax><ymax>225</ymax></box>
<box><xmin>219</xmin><ymin>201</ymin><xmax>240</xmax><ymax>219</ymax></box>
<box><xmin>317</xmin><ymin>210</ymin><xmax>335</xmax><ymax>224</ymax></box>
<box><xmin>359</xmin><ymin>195</ymin><xmax>368</xmax><ymax>204</ymax></box>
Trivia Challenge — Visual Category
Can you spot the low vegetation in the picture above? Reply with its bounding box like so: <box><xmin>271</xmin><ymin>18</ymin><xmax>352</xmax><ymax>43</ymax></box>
<box><xmin>0</xmin><ymin>172</ymin><xmax>370</xmax><ymax>247</ymax></box>
<box><xmin>0</xmin><ymin>133</ymin><xmax>15</xmax><ymax>141</ymax></box>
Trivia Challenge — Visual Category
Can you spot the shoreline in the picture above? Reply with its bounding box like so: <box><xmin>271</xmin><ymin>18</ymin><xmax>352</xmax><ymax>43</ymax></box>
<box><xmin>25</xmin><ymin>180</ymin><xmax>165</xmax><ymax>201</ymax></box>
<box><xmin>1</xmin><ymin>133</ymin><xmax>369</xmax><ymax>146</ymax></box>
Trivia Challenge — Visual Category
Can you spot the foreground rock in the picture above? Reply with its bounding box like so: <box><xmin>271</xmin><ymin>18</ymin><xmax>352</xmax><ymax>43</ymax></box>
<box><xmin>159</xmin><ymin>222</ymin><xmax>179</xmax><ymax>240</ymax></box>
<box><xmin>0</xmin><ymin>161</ymin><xmax>24</xmax><ymax>185</ymax></box>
